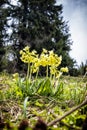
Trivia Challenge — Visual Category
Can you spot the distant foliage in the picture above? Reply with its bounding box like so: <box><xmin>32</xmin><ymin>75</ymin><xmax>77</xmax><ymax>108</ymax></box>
<box><xmin>0</xmin><ymin>0</ymin><xmax>75</xmax><ymax>73</ymax></box>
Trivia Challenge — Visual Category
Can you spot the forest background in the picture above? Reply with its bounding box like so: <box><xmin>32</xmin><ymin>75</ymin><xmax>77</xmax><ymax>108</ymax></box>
<box><xmin>0</xmin><ymin>0</ymin><xmax>87</xmax><ymax>76</ymax></box>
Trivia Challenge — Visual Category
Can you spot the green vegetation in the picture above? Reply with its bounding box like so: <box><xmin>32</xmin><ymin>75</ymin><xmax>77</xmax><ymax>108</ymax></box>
<box><xmin>0</xmin><ymin>47</ymin><xmax>87</xmax><ymax>129</ymax></box>
<box><xmin>0</xmin><ymin>73</ymin><xmax>87</xmax><ymax>129</ymax></box>
<box><xmin>0</xmin><ymin>1</ymin><xmax>87</xmax><ymax>129</ymax></box>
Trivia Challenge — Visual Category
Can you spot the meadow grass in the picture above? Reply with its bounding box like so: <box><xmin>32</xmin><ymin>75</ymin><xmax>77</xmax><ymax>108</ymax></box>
<box><xmin>0</xmin><ymin>72</ymin><xmax>87</xmax><ymax>130</ymax></box>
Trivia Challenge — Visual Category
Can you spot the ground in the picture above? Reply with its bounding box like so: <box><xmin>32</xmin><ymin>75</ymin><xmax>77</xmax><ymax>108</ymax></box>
<box><xmin>0</xmin><ymin>73</ymin><xmax>87</xmax><ymax>129</ymax></box>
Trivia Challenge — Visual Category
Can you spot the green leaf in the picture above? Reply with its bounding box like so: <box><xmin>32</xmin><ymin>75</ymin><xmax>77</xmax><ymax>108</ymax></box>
<box><xmin>53</xmin><ymin>82</ymin><xmax>64</xmax><ymax>97</ymax></box>
<box><xmin>36</xmin><ymin>78</ymin><xmax>52</xmax><ymax>96</ymax></box>
<box><xmin>23</xmin><ymin>96</ymin><xmax>29</xmax><ymax>118</ymax></box>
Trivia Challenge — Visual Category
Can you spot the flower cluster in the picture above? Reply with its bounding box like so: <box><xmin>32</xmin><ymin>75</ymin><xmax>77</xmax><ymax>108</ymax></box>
<box><xmin>20</xmin><ymin>46</ymin><xmax>39</xmax><ymax>78</ymax></box>
<box><xmin>20</xmin><ymin>46</ymin><xmax>68</xmax><ymax>79</ymax></box>
<box><xmin>60</xmin><ymin>67</ymin><xmax>69</xmax><ymax>73</ymax></box>
<box><xmin>20</xmin><ymin>46</ymin><xmax>38</xmax><ymax>64</ymax></box>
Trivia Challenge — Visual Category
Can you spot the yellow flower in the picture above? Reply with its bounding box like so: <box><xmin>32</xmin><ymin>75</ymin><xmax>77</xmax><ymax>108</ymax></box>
<box><xmin>20</xmin><ymin>50</ymin><xmax>23</xmax><ymax>55</ymax></box>
<box><xmin>20</xmin><ymin>46</ymin><xmax>69</xmax><ymax>79</ymax></box>
<box><xmin>23</xmin><ymin>46</ymin><xmax>30</xmax><ymax>51</ymax></box>
<box><xmin>13</xmin><ymin>73</ymin><xmax>19</xmax><ymax>78</ymax></box>
<box><xmin>13</xmin><ymin>73</ymin><xmax>19</xmax><ymax>81</ymax></box>
<box><xmin>50</xmin><ymin>66</ymin><xmax>57</xmax><ymax>75</ymax></box>
<box><xmin>56</xmin><ymin>71</ymin><xmax>62</xmax><ymax>78</ymax></box>
<box><xmin>60</xmin><ymin>67</ymin><xmax>69</xmax><ymax>73</ymax></box>
<box><xmin>42</xmin><ymin>48</ymin><xmax>48</xmax><ymax>54</ymax></box>
<box><xmin>31</xmin><ymin>50</ymin><xmax>37</xmax><ymax>56</ymax></box>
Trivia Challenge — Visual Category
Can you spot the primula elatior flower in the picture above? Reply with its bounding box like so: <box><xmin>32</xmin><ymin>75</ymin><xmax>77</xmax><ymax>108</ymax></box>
<box><xmin>42</xmin><ymin>48</ymin><xmax>48</xmax><ymax>54</ymax></box>
<box><xmin>32</xmin><ymin>59</ymin><xmax>40</xmax><ymax>73</ymax></box>
<box><xmin>12</xmin><ymin>73</ymin><xmax>19</xmax><ymax>81</ymax></box>
<box><xmin>20</xmin><ymin>46</ymin><xmax>68</xmax><ymax>79</ymax></box>
<box><xmin>60</xmin><ymin>67</ymin><xmax>69</xmax><ymax>73</ymax></box>
<box><xmin>50</xmin><ymin>66</ymin><xmax>57</xmax><ymax>75</ymax></box>
<box><xmin>20</xmin><ymin>50</ymin><xmax>23</xmax><ymax>55</ymax></box>
<box><xmin>56</xmin><ymin>71</ymin><xmax>62</xmax><ymax>78</ymax></box>
<box><xmin>48</xmin><ymin>51</ymin><xmax>62</xmax><ymax>67</ymax></box>
<box><xmin>39</xmin><ymin>52</ymin><xmax>49</xmax><ymax>67</ymax></box>
<box><xmin>23</xmin><ymin>46</ymin><xmax>30</xmax><ymax>52</ymax></box>
<box><xmin>20</xmin><ymin>46</ymin><xmax>38</xmax><ymax>64</ymax></box>
<box><xmin>13</xmin><ymin>73</ymin><xmax>19</xmax><ymax>78</ymax></box>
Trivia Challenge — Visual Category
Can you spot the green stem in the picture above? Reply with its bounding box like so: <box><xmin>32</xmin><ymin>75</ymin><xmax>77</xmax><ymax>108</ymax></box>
<box><xmin>27</xmin><ymin>62</ymin><xmax>30</xmax><ymax>79</ymax></box>
<box><xmin>46</xmin><ymin>65</ymin><xmax>48</xmax><ymax>77</ymax></box>
<box><xmin>29</xmin><ymin>65</ymin><xmax>32</xmax><ymax>83</ymax></box>
<box><xmin>35</xmin><ymin>68</ymin><xmax>39</xmax><ymax>80</ymax></box>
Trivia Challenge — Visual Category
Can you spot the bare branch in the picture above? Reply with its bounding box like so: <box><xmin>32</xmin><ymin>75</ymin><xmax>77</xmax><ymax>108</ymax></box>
<box><xmin>48</xmin><ymin>98</ymin><xmax>87</xmax><ymax>127</ymax></box>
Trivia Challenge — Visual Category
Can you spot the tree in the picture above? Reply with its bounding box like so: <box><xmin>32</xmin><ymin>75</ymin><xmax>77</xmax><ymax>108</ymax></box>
<box><xmin>78</xmin><ymin>61</ymin><xmax>87</xmax><ymax>75</ymax></box>
<box><xmin>1</xmin><ymin>0</ymin><xmax>75</xmax><ymax>72</ymax></box>
<box><xmin>0</xmin><ymin>1</ymin><xmax>7</xmax><ymax>71</ymax></box>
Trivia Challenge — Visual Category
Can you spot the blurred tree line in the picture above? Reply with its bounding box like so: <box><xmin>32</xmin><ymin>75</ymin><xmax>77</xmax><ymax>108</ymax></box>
<box><xmin>0</xmin><ymin>0</ymin><xmax>86</xmax><ymax>76</ymax></box>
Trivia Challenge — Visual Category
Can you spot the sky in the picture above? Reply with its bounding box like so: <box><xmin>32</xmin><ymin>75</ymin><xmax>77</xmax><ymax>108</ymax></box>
<box><xmin>56</xmin><ymin>0</ymin><xmax>87</xmax><ymax>66</ymax></box>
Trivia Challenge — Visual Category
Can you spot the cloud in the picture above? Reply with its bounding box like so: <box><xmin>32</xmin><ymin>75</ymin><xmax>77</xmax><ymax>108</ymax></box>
<box><xmin>56</xmin><ymin>0</ymin><xmax>87</xmax><ymax>65</ymax></box>
<box><xmin>69</xmin><ymin>9</ymin><xmax>87</xmax><ymax>65</ymax></box>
